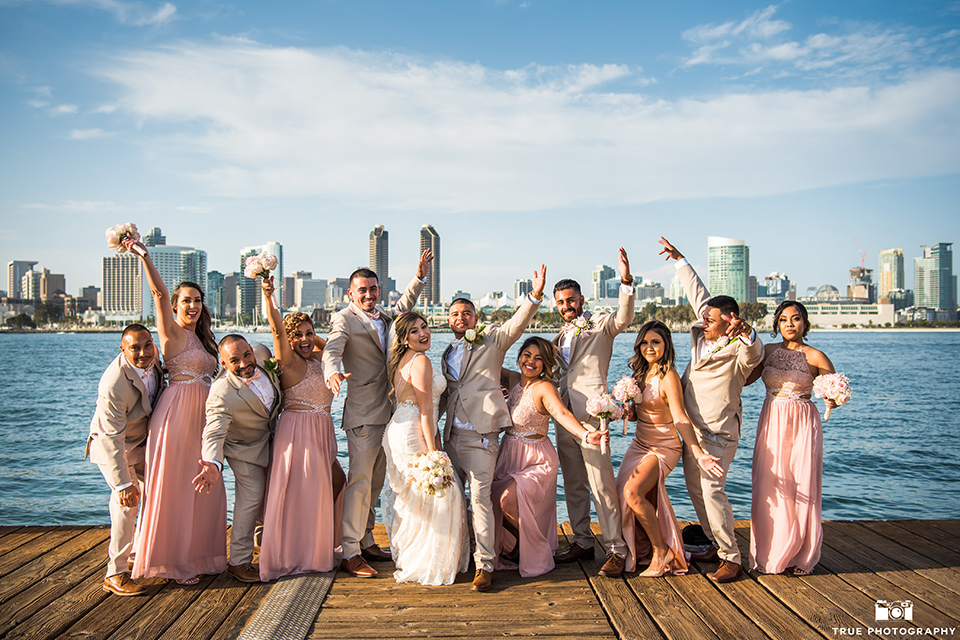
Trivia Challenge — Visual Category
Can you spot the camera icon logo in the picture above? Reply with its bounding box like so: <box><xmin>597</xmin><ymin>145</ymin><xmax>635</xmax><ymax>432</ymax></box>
<box><xmin>875</xmin><ymin>600</ymin><xmax>913</xmax><ymax>621</ymax></box>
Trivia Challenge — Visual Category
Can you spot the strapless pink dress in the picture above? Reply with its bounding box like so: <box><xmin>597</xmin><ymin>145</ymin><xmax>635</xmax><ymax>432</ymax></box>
<box><xmin>260</xmin><ymin>356</ymin><xmax>342</xmax><ymax>581</ymax></box>
<box><xmin>615</xmin><ymin>375</ymin><xmax>688</xmax><ymax>574</ymax></box>
<box><xmin>133</xmin><ymin>331</ymin><xmax>227</xmax><ymax>580</ymax></box>
<box><xmin>492</xmin><ymin>382</ymin><xmax>559</xmax><ymax>577</ymax></box>
<box><xmin>750</xmin><ymin>347</ymin><xmax>822</xmax><ymax>575</ymax></box>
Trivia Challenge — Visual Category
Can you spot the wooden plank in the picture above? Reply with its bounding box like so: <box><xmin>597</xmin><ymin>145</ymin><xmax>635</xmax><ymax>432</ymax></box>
<box><xmin>0</xmin><ymin>527</ymin><xmax>88</xmax><ymax>579</ymax></box>
<box><xmin>157</xmin><ymin>572</ymin><xmax>255</xmax><ymax>640</ymax></box>
<box><xmin>862</xmin><ymin>520</ymin><xmax>960</xmax><ymax>566</ymax></box>
<box><xmin>891</xmin><ymin>520</ymin><xmax>960</xmax><ymax>551</ymax></box>
<box><xmin>207</xmin><ymin>581</ymin><xmax>272</xmax><ymax>640</ymax></box>
<box><xmin>624</xmin><ymin>573</ymin><xmax>719</xmax><ymax>640</ymax></box>
<box><xmin>927</xmin><ymin>520</ymin><xmax>960</xmax><ymax>539</ymax></box>
<box><xmin>306</xmin><ymin>619</ymin><xmax>616</xmax><ymax>638</ymax></box>
<box><xmin>0</xmin><ymin>526</ymin><xmax>109</xmax><ymax>607</ymax></box>
<box><xmin>3</xmin><ymin>568</ymin><xmax>113</xmax><ymax>640</ymax></box>
<box><xmin>0</xmin><ymin>527</ymin><xmax>51</xmax><ymax>559</ymax></box>
<box><xmin>665</xmin><ymin>571</ymin><xmax>770</xmax><ymax>640</ymax></box>
<box><xmin>822</xmin><ymin>522</ymin><xmax>960</xmax><ymax>619</ymax></box>
<box><xmin>0</xmin><ymin>527</ymin><xmax>23</xmax><ymax>540</ymax></box>
<box><xmin>102</xmin><ymin>575</ymin><xmax>217</xmax><ymax>640</ymax></box>
<box><xmin>0</xmin><ymin>536</ymin><xmax>112</xmax><ymax>637</ymax></box>
<box><xmin>578</xmin><ymin>522</ymin><xmax>667</xmax><ymax>640</ymax></box>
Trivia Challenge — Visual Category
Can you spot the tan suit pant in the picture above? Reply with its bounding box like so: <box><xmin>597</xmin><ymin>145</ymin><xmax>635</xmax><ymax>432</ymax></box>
<box><xmin>556</xmin><ymin>424</ymin><xmax>627</xmax><ymax>556</ymax></box>
<box><xmin>445</xmin><ymin>428</ymin><xmax>499</xmax><ymax>572</ymax></box>
<box><xmin>226</xmin><ymin>457</ymin><xmax>266</xmax><ymax>566</ymax></box>
<box><xmin>99</xmin><ymin>461</ymin><xmax>145</xmax><ymax>578</ymax></box>
<box><xmin>341</xmin><ymin>423</ymin><xmax>386</xmax><ymax>558</ymax></box>
<box><xmin>682</xmin><ymin>429</ymin><xmax>741</xmax><ymax>564</ymax></box>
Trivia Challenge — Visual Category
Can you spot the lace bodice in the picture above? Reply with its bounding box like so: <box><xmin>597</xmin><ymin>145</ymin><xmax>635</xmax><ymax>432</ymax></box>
<box><xmin>506</xmin><ymin>382</ymin><xmax>549</xmax><ymax>439</ymax></box>
<box><xmin>762</xmin><ymin>347</ymin><xmax>814</xmax><ymax>399</ymax></box>
<box><xmin>635</xmin><ymin>375</ymin><xmax>673</xmax><ymax>427</ymax></box>
<box><xmin>282</xmin><ymin>356</ymin><xmax>333</xmax><ymax>412</ymax></box>
<box><xmin>165</xmin><ymin>331</ymin><xmax>217</xmax><ymax>384</ymax></box>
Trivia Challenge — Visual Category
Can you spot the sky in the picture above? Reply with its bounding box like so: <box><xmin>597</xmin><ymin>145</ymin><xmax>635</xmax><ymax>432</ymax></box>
<box><xmin>2</xmin><ymin>0</ymin><xmax>959</xmax><ymax>301</ymax></box>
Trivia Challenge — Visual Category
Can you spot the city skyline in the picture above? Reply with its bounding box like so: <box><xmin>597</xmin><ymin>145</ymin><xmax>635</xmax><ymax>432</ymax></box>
<box><xmin>1</xmin><ymin>1</ymin><xmax>958</xmax><ymax>300</ymax></box>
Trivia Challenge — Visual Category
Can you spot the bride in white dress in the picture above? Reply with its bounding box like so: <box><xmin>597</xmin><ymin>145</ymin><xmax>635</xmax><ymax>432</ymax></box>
<box><xmin>383</xmin><ymin>312</ymin><xmax>469</xmax><ymax>585</ymax></box>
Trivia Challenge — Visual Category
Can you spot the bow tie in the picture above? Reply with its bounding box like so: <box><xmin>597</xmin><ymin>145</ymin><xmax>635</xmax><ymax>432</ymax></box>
<box><xmin>242</xmin><ymin>370</ymin><xmax>262</xmax><ymax>385</ymax></box>
<box><xmin>451</xmin><ymin>338</ymin><xmax>465</xmax><ymax>347</ymax></box>
<box><xmin>366</xmin><ymin>310</ymin><xmax>381</xmax><ymax>321</ymax></box>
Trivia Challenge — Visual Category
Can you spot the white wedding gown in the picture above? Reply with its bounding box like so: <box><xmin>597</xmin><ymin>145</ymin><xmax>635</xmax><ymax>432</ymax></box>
<box><xmin>382</xmin><ymin>359</ymin><xmax>469</xmax><ymax>585</ymax></box>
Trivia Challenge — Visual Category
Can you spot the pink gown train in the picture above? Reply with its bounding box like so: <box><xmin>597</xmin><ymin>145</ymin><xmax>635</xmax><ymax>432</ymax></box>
<box><xmin>615</xmin><ymin>375</ymin><xmax>688</xmax><ymax>575</ymax></box>
<box><xmin>260</xmin><ymin>356</ymin><xmax>343</xmax><ymax>581</ymax></box>
<box><xmin>750</xmin><ymin>347</ymin><xmax>823</xmax><ymax>575</ymax></box>
<box><xmin>133</xmin><ymin>331</ymin><xmax>228</xmax><ymax>580</ymax></box>
<box><xmin>492</xmin><ymin>382</ymin><xmax>559</xmax><ymax>578</ymax></box>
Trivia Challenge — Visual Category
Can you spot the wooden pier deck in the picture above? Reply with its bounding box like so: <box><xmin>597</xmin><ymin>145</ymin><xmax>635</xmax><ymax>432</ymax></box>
<box><xmin>0</xmin><ymin>519</ymin><xmax>958</xmax><ymax>639</ymax></box>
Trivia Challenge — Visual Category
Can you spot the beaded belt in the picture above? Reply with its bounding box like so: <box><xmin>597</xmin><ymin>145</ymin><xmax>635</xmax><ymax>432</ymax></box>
<box><xmin>281</xmin><ymin>402</ymin><xmax>331</xmax><ymax>415</ymax></box>
<box><xmin>169</xmin><ymin>372</ymin><xmax>213</xmax><ymax>386</ymax></box>
<box><xmin>767</xmin><ymin>389</ymin><xmax>811</xmax><ymax>401</ymax></box>
<box><xmin>504</xmin><ymin>430</ymin><xmax>545</xmax><ymax>442</ymax></box>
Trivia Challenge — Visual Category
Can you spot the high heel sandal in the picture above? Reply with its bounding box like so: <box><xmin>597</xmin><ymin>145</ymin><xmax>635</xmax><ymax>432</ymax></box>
<box><xmin>638</xmin><ymin>549</ymin><xmax>674</xmax><ymax>578</ymax></box>
<box><xmin>175</xmin><ymin>576</ymin><xmax>200</xmax><ymax>585</ymax></box>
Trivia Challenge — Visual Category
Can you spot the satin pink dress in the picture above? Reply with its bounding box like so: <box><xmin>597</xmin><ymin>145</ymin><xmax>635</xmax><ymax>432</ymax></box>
<box><xmin>260</xmin><ymin>356</ymin><xmax>342</xmax><ymax>581</ymax></box>
<box><xmin>133</xmin><ymin>331</ymin><xmax>228</xmax><ymax>580</ymax></box>
<box><xmin>750</xmin><ymin>347</ymin><xmax>823</xmax><ymax>575</ymax></box>
<box><xmin>492</xmin><ymin>382</ymin><xmax>559</xmax><ymax>578</ymax></box>
<box><xmin>615</xmin><ymin>375</ymin><xmax>688</xmax><ymax>574</ymax></box>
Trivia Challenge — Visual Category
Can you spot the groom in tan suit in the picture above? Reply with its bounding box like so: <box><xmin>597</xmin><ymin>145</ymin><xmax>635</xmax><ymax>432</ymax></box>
<box><xmin>87</xmin><ymin>323</ymin><xmax>164</xmax><ymax>596</ymax></box>
<box><xmin>659</xmin><ymin>237</ymin><xmax>763</xmax><ymax>583</ymax></box>
<box><xmin>324</xmin><ymin>249</ymin><xmax>432</xmax><ymax>578</ymax></box>
<box><xmin>193</xmin><ymin>335</ymin><xmax>281</xmax><ymax>583</ymax></box>
<box><xmin>440</xmin><ymin>265</ymin><xmax>545</xmax><ymax>592</ymax></box>
<box><xmin>552</xmin><ymin>247</ymin><xmax>635</xmax><ymax>578</ymax></box>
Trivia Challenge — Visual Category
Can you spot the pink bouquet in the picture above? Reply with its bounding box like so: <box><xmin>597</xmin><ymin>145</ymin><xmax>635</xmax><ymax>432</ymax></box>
<box><xmin>812</xmin><ymin>372</ymin><xmax>851</xmax><ymax>421</ymax></box>
<box><xmin>585</xmin><ymin>393</ymin><xmax>620</xmax><ymax>455</ymax></box>
<box><xmin>105</xmin><ymin>222</ymin><xmax>141</xmax><ymax>253</ymax></box>
<box><xmin>612</xmin><ymin>376</ymin><xmax>642</xmax><ymax>435</ymax></box>
<box><xmin>407</xmin><ymin>450</ymin><xmax>456</xmax><ymax>497</ymax></box>
<box><xmin>244</xmin><ymin>252</ymin><xmax>279</xmax><ymax>280</ymax></box>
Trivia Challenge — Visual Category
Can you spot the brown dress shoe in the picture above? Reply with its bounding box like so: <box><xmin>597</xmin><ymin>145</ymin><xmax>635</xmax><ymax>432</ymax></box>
<box><xmin>471</xmin><ymin>569</ymin><xmax>493</xmax><ymax>592</ymax></box>
<box><xmin>709</xmin><ymin>560</ymin><xmax>742</xmax><ymax>583</ymax></box>
<box><xmin>103</xmin><ymin>573</ymin><xmax>147</xmax><ymax>597</ymax></box>
<box><xmin>598</xmin><ymin>553</ymin><xmax>625</xmax><ymax>578</ymax></box>
<box><xmin>341</xmin><ymin>555</ymin><xmax>378</xmax><ymax>578</ymax></box>
<box><xmin>227</xmin><ymin>563</ymin><xmax>261</xmax><ymax>583</ymax></box>
<box><xmin>361</xmin><ymin>544</ymin><xmax>392</xmax><ymax>562</ymax></box>
<box><xmin>554</xmin><ymin>544</ymin><xmax>595</xmax><ymax>564</ymax></box>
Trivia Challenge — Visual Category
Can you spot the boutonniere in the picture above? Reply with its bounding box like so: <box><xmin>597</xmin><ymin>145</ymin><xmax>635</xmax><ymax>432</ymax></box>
<box><xmin>263</xmin><ymin>357</ymin><xmax>280</xmax><ymax>379</ymax></box>
<box><xmin>464</xmin><ymin>325</ymin><xmax>486</xmax><ymax>345</ymax></box>
<box><xmin>571</xmin><ymin>316</ymin><xmax>592</xmax><ymax>336</ymax></box>
<box><xmin>708</xmin><ymin>336</ymin><xmax>741</xmax><ymax>356</ymax></box>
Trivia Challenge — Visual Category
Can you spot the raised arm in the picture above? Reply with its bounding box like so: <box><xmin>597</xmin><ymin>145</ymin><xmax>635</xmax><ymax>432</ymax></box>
<box><xmin>261</xmin><ymin>277</ymin><xmax>299</xmax><ymax>375</ymax></box>
<box><xmin>393</xmin><ymin>249</ymin><xmax>432</xmax><ymax>315</ymax></box>
<box><xmin>661</xmin><ymin>369</ymin><xmax>723</xmax><ymax>477</ymax></box>
<box><xmin>408</xmin><ymin>355</ymin><xmax>438</xmax><ymax>452</ymax></box>
<box><xmin>535</xmin><ymin>382</ymin><xmax>607</xmax><ymax>446</ymax></box>
<box><xmin>659</xmin><ymin>236</ymin><xmax>710</xmax><ymax>319</ymax></box>
<box><xmin>607</xmin><ymin>247</ymin><xmax>636</xmax><ymax>336</ymax></box>
<box><xmin>490</xmin><ymin>264</ymin><xmax>545</xmax><ymax>350</ymax></box>
<box><xmin>125</xmin><ymin>238</ymin><xmax>184</xmax><ymax>354</ymax></box>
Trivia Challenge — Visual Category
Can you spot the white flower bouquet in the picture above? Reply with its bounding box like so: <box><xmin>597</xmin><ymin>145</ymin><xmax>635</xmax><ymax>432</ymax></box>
<box><xmin>585</xmin><ymin>392</ymin><xmax>621</xmax><ymax>455</ymax></box>
<box><xmin>105</xmin><ymin>222</ymin><xmax>141</xmax><ymax>254</ymax></box>
<box><xmin>612</xmin><ymin>376</ymin><xmax>642</xmax><ymax>435</ymax></box>
<box><xmin>244</xmin><ymin>252</ymin><xmax>279</xmax><ymax>280</ymax></box>
<box><xmin>812</xmin><ymin>372</ymin><xmax>852</xmax><ymax>421</ymax></box>
<box><xmin>407</xmin><ymin>450</ymin><xmax>455</xmax><ymax>497</ymax></box>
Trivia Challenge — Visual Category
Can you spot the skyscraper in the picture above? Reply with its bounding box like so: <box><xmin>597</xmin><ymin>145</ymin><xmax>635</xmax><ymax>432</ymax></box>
<box><xmin>142</xmin><ymin>243</ymin><xmax>208</xmax><ymax>320</ymax></box>
<box><xmin>7</xmin><ymin>260</ymin><xmax>37</xmax><ymax>299</ymax></box>
<box><xmin>143</xmin><ymin>227</ymin><xmax>166</xmax><ymax>247</ymax></box>
<box><xmin>878</xmin><ymin>249</ymin><xmax>905</xmax><ymax>299</ymax></box>
<box><xmin>591</xmin><ymin>265</ymin><xmax>615</xmax><ymax>300</ymax></box>
<box><xmin>369</xmin><ymin>225</ymin><xmax>389</xmax><ymax>305</ymax></box>
<box><xmin>420</xmin><ymin>225</ymin><xmax>440</xmax><ymax>305</ymax></box>
<box><xmin>102</xmin><ymin>253</ymin><xmax>143</xmax><ymax>320</ymax></box>
<box><xmin>915</xmin><ymin>243</ymin><xmax>955</xmax><ymax>311</ymax></box>
<box><xmin>514</xmin><ymin>278</ymin><xmax>532</xmax><ymax>305</ymax></box>
<box><xmin>239</xmin><ymin>241</ymin><xmax>283</xmax><ymax>317</ymax></box>
<box><xmin>708</xmin><ymin>236</ymin><xmax>750</xmax><ymax>302</ymax></box>
<box><xmin>207</xmin><ymin>270</ymin><xmax>225</xmax><ymax>318</ymax></box>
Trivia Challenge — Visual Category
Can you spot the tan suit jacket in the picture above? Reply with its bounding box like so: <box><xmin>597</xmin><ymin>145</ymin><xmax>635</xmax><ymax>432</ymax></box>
<box><xmin>323</xmin><ymin>277</ymin><xmax>424</xmax><ymax>429</ymax></box>
<box><xmin>440</xmin><ymin>295</ymin><xmax>541</xmax><ymax>440</ymax></box>
<box><xmin>201</xmin><ymin>364</ymin><xmax>281</xmax><ymax>468</ymax></box>
<box><xmin>677</xmin><ymin>262</ymin><xmax>764</xmax><ymax>437</ymax></box>
<box><xmin>553</xmin><ymin>285</ymin><xmax>635</xmax><ymax>423</ymax></box>
<box><xmin>86</xmin><ymin>353</ymin><xmax>164</xmax><ymax>488</ymax></box>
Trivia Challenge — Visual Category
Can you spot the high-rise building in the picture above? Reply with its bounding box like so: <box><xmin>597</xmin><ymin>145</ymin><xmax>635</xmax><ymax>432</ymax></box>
<box><xmin>847</xmin><ymin>267</ymin><xmax>875</xmax><ymax>303</ymax></box>
<box><xmin>7</xmin><ymin>260</ymin><xmax>37</xmax><ymax>299</ymax></box>
<box><xmin>668</xmin><ymin>275</ymin><xmax>688</xmax><ymax>306</ymax></box>
<box><xmin>290</xmin><ymin>271</ymin><xmax>326</xmax><ymax>309</ymax></box>
<box><xmin>591</xmin><ymin>265</ymin><xmax>615</xmax><ymax>300</ymax></box>
<box><xmin>878</xmin><ymin>249</ymin><xmax>905</xmax><ymax>300</ymax></box>
<box><xmin>142</xmin><ymin>243</ymin><xmax>208</xmax><ymax>320</ymax></box>
<box><xmin>514</xmin><ymin>279</ymin><xmax>532</xmax><ymax>305</ymax></box>
<box><xmin>40</xmin><ymin>271</ymin><xmax>66</xmax><ymax>301</ymax></box>
<box><xmin>78</xmin><ymin>286</ymin><xmax>100</xmax><ymax>310</ymax></box>
<box><xmin>369</xmin><ymin>225</ymin><xmax>389</xmax><ymax>305</ymax></box>
<box><xmin>420</xmin><ymin>225</ymin><xmax>440</xmax><ymax>305</ymax></box>
<box><xmin>708</xmin><ymin>236</ymin><xmax>750</xmax><ymax>302</ymax></box>
<box><xmin>21</xmin><ymin>269</ymin><xmax>43</xmax><ymax>300</ymax></box>
<box><xmin>207</xmin><ymin>270</ymin><xmax>225</xmax><ymax>318</ymax></box>
<box><xmin>915</xmin><ymin>243</ymin><xmax>955</xmax><ymax>311</ymax></box>
<box><xmin>143</xmin><ymin>227</ymin><xmax>166</xmax><ymax>247</ymax></box>
<box><xmin>239</xmin><ymin>242</ymin><xmax>283</xmax><ymax>317</ymax></box>
<box><xmin>223</xmin><ymin>272</ymin><xmax>239</xmax><ymax>316</ymax></box>
<box><xmin>102</xmin><ymin>253</ymin><xmax>143</xmax><ymax>319</ymax></box>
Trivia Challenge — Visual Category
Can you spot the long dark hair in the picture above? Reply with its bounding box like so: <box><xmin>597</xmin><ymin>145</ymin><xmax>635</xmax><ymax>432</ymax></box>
<box><xmin>517</xmin><ymin>336</ymin><xmax>558</xmax><ymax>384</ymax></box>
<box><xmin>388</xmin><ymin>311</ymin><xmax>428</xmax><ymax>401</ymax></box>
<box><xmin>771</xmin><ymin>301</ymin><xmax>810</xmax><ymax>338</ymax></box>
<box><xmin>172</xmin><ymin>281</ymin><xmax>217</xmax><ymax>357</ymax></box>
<box><xmin>628</xmin><ymin>320</ymin><xmax>675</xmax><ymax>388</ymax></box>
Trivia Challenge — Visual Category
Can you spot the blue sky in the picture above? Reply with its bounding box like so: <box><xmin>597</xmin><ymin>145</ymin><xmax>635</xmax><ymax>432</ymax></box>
<box><xmin>2</xmin><ymin>0</ymin><xmax>959</xmax><ymax>300</ymax></box>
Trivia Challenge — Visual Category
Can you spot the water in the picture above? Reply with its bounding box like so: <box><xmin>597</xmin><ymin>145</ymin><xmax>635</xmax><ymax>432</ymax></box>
<box><xmin>1</xmin><ymin>330</ymin><xmax>958</xmax><ymax>526</ymax></box>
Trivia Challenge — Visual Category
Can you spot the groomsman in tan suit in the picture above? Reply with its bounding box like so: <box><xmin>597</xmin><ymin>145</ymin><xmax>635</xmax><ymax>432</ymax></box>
<box><xmin>87</xmin><ymin>324</ymin><xmax>164</xmax><ymax>596</ymax></box>
<box><xmin>440</xmin><ymin>265</ymin><xmax>545</xmax><ymax>592</ymax></box>
<box><xmin>193</xmin><ymin>335</ymin><xmax>280</xmax><ymax>583</ymax></box>
<box><xmin>552</xmin><ymin>247</ymin><xmax>635</xmax><ymax>578</ymax></box>
<box><xmin>658</xmin><ymin>237</ymin><xmax>763</xmax><ymax>583</ymax></box>
<box><xmin>324</xmin><ymin>250</ymin><xmax>433</xmax><ymax>578</ymax></box>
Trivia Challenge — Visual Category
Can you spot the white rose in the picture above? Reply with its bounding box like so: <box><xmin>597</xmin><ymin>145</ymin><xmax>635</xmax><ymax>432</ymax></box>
<box><xmin>464</xmin><ymin>328</ymin><xmax>477</xmax><ymax>341</ymax></box>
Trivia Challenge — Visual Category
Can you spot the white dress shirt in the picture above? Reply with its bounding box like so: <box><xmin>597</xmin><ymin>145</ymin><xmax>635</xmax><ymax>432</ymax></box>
<box><xmin>674</xmin><ymin>257</ymin><xmax>756</xmax><ymax>360</ymax></box>
<box><xmin>444</xmin><ymin>338</ymin><xmax>475</xmax><ymax>431</ymax></box>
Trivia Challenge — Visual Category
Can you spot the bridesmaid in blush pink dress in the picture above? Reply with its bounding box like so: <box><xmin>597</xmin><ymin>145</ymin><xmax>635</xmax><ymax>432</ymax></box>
<box><xmin>493</xmin><ymin>337</ymin><xmax>607</xmax><ymax>578</ymax></box>
<box><xmin>127</xmin><ymin>239</ymin><xmax>227</xmax><ymax>584</ymax></box>
<box><xmin>617</xmin><ymin>321</ymin><xmax>724</xmax><ymax>576</ymax></box>
<box><xmin>259</xmin><ymin>277</ymin><xmax>345</xmax><ymax>581</ymax></box>
<box><xmin>747</xmin><ymin>301</ymin><xmax>837</xmax><ymax>575</ymax></box>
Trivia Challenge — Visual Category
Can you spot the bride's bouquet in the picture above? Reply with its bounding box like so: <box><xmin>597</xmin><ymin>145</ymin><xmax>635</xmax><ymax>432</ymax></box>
<box><xmin>105</xmin><ymin>222</ymin><xmax>141</xmax><ymax>254</ymax></box>
<box><xmin>612</xmin><ymin>376</ymin><xmax>641</xmax><ymax>435</ymax></box>
<box><xmin>408</xmin><ymin>450</ymin><xmax>455</xmax><ymax>497</ymax></box>
<box><xmin>585</xmin><ymin>393</ymin><xmax>620</xmax><ymax>455</ymax></box>
<box><xmin>812</xmin><ymin>372</ymin><xmax>852</xmax><ymax>421</ymax></box>
<box><xmin>244</xmin><ymin>252</ymin><xmax>279</xmax><ymax>280</ymax></box>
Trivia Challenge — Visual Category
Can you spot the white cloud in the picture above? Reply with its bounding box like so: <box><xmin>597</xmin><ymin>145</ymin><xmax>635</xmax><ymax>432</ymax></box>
<box><xmin>49</xmin><ymin>103</ymin><xmax>78</xmax><ymax>114</ymax></box>
<box><xmin>23</xmin><ymin>200</ymin><xmax>124</xmax><ymax>212</ymax></box>
<box><xmin>69</xmin><ymin>128</ymin><xmax>108</xmax><ymax>139</ymax></box>
<box><xmin>92</xmin><ymin>41</ymin><xmax>960</xmax><ymax>213</ymax></box>
<box><xmin>43</xmin><ymin>0</ymin><xmax>176</xmax><ymax>26</ymax></box>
